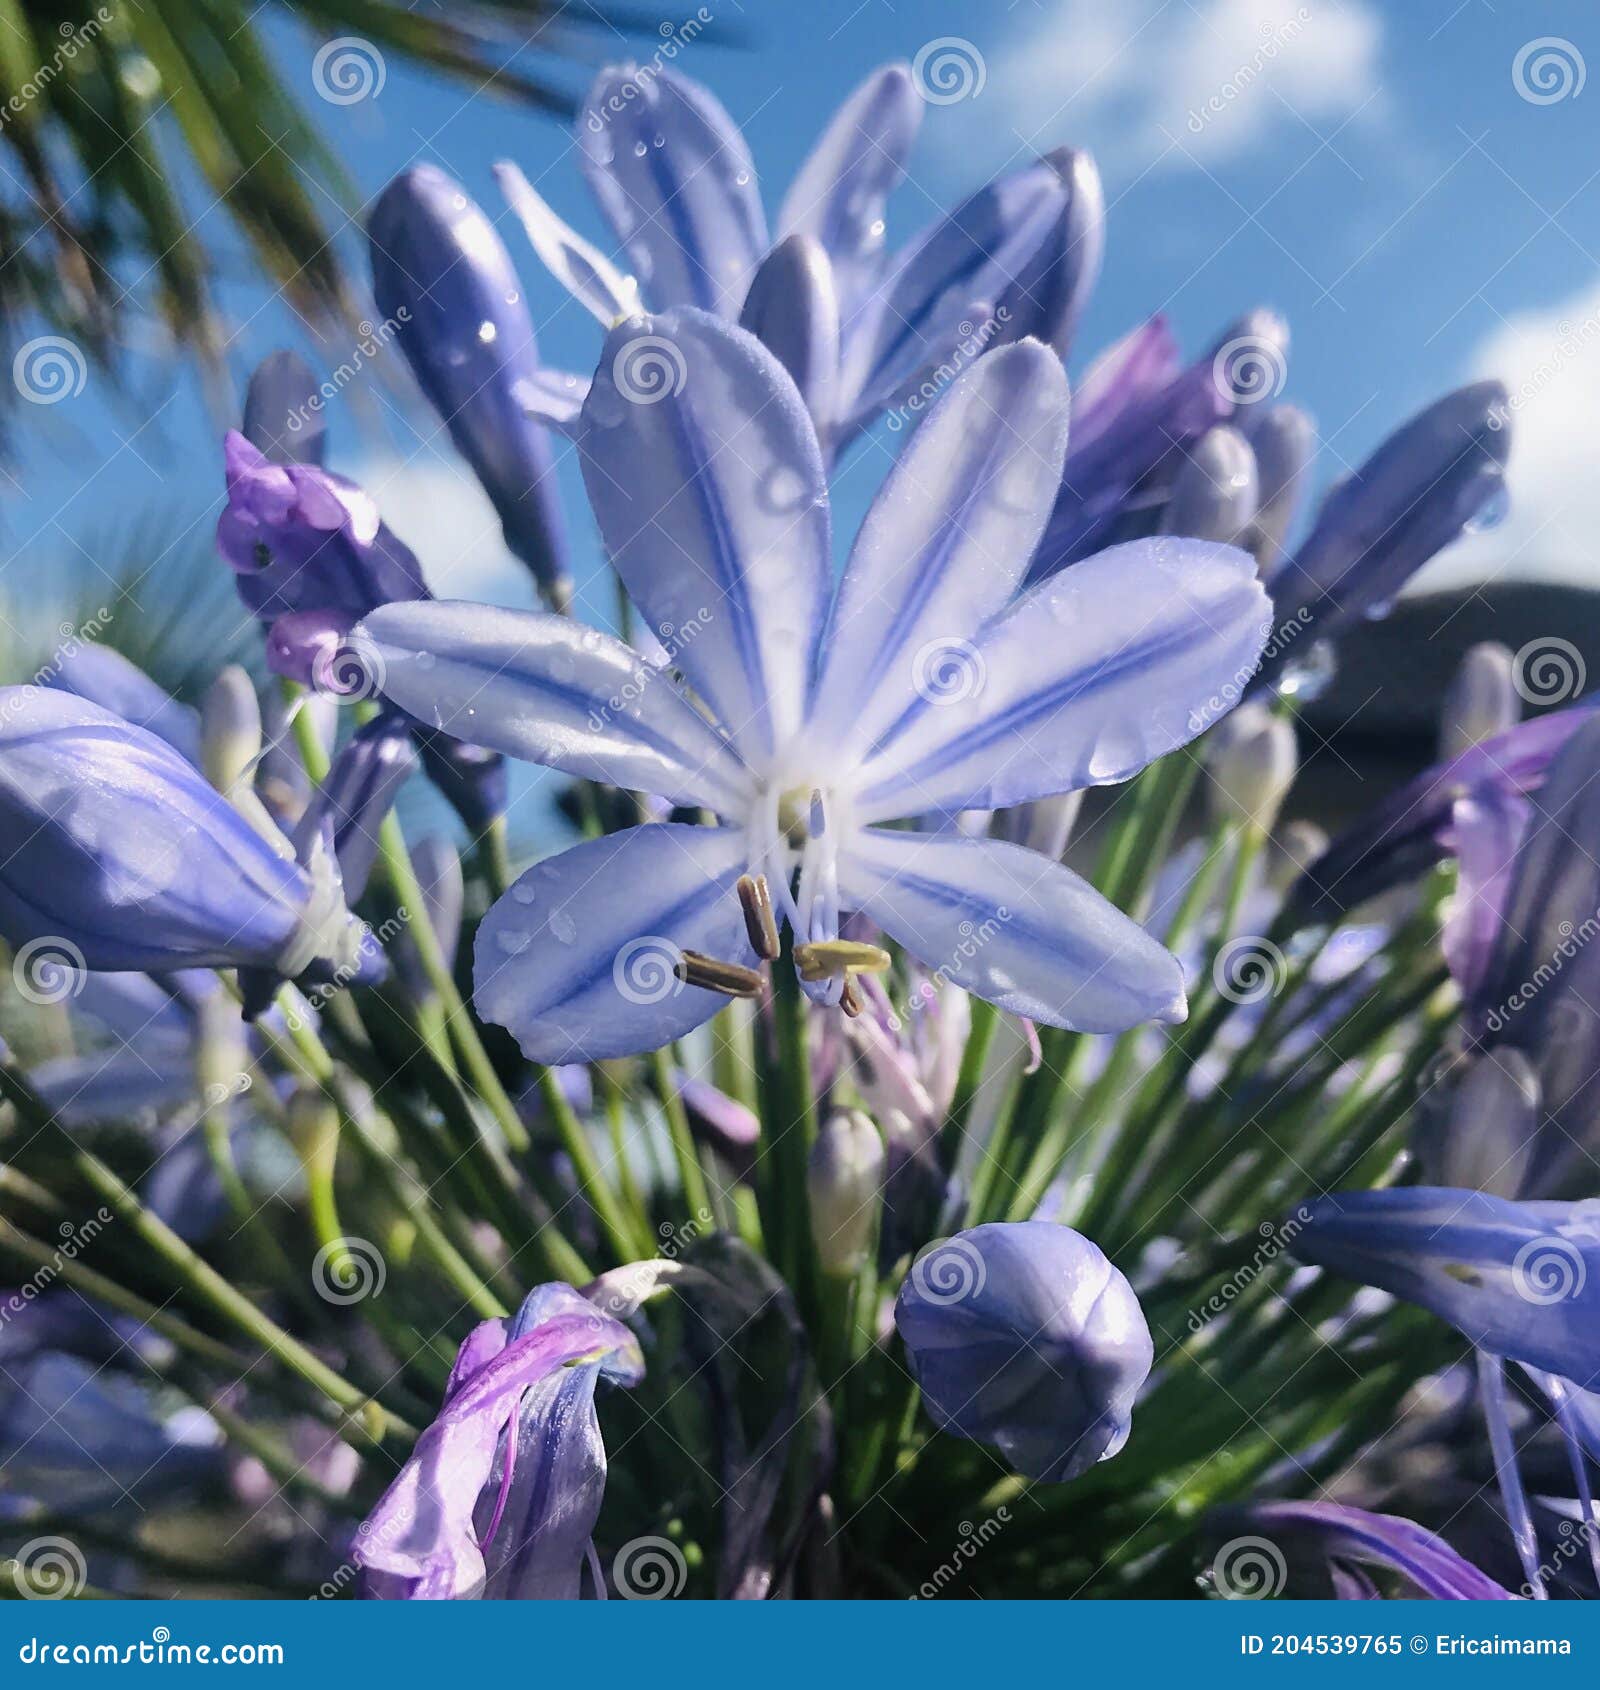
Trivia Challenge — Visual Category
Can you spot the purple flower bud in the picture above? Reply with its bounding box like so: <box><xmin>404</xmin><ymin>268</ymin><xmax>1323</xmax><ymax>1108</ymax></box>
<box><xmin>0</xmin><ymin>686</ymin><xmax>374</xmax><ymax>988</ymax></box>
<box><xmin>895</xmin><ymin>1221</ymin><xmax>1153</xmax><ymax>1481</ymax></box>
<box><xmin>43</xmin><ymin>644</ymin><xmax>200</xmax><ymax>765</ymax></box>
<box><xmin>1439</xmin><ymin>641</ymin><xmax>1519</xmax><ymax>760</ymax></box>
<box><xmin>217</xmin><ymin>431</ymin><xmax>428</xmax><ymax>688</ymax></box>
<box><xmin>1260</xmin><ymin>382</ymin><xmax>1510</xmax><ymax>682</ymax></box>
<box><xmin>242</xmin><ymin>349</ymin><xmax>326</xmax><ymax>466</ymax></box>
<box><xmin>369</xmin><ymin>165</ymin><xmax>571</xmax><ymax>608</ymax></box>
<box><xmin>808</xmin><ymin>1110</ymin><xmax>884</xmax><ymax>1274</ymax></box>
<box><xmin>293</xmin><ymin>710</ymin><xmax>416</xmax><ymax>902</ymax></box>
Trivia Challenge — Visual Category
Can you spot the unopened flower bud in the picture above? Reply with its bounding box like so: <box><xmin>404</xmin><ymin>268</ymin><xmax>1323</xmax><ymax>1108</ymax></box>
<box><xmin>1164</xmin><ymin>425</ymin><xmax>1258</xmax><ymax>542</ymax></box>
<box><xmin>1439</xmin><ymin>642</ymin><xmax>1519</xmax><ymax>761</ymax></box>
<box><xmin>1205</xmin><ymin>702</ymin><xmax>1297</xmax><ymax>833</ymax></box>
<box><xmin>201</xmin><ymin>665</ymin><xmax>263</xmax><ymax>799</ymax></box>
<box><xmin>807</xmin><ymin>1110</ymin><xmax>884</xmax><ymax>1274</ymax></box>
<box><xmin>895</xmin><ymin>1222</ymin><xmax>1153</xmax><ymax>1482</ymax></box>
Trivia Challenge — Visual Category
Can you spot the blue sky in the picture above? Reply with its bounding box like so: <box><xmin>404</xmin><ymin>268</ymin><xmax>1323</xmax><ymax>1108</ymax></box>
<box><xmin>6</xmin><ymin>0</ymin><xmax>1600</xmax><ymax>642</ymax></box>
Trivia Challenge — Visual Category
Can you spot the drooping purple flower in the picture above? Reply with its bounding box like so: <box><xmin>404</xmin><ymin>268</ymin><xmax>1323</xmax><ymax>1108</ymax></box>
<box><xmin>1288</xmin><ymin>1185</ymin><xmax>1600</xmax><ymax>1596</ymax></box>
<box><xmin>369</xmin><ymin>165</ymin><xmax>570</xmax><ymax>607</ymax></box>
<box><xmin>490</xmin><ymin>62</ymin><xmax>1102</xmax><ymax>458</ymax></box>
<box><xmin>0</xmin><ymin>686</ymin><xmax>376</xmax><ymax>988</ymax></box>
<box><xmin>1257</xmin><ymin>381</ymin><xmax>1510</xmax><ymax>685</ymax></box>
<box><xmin>1226</xmin><ymin>1501</ymin><xmax>1515</xmax><ymax>1600</ymax></box>
<box><xmin>357</xmin><ymin>1284</ymin><xmax>642</xmax><ymax>1600</ymax></box>
<box><xmin>1284</xmin><ymin>703</ymin><xmax>1597</xmax><ymax>925</ymax></box>
<box><xmin>217</xmin><ymin>431</ymin><xmax>428</xmax><ymax>689</ymax></box>
<box><xmin>894</xmin><ymin>1221</ymin><xmax>1153</xmax><ymax>1482</ymax></box>
<box><xmin>359</xmin><ymin>315</ymin><xmax>1271</xmax><ymax>1062</ymax></box>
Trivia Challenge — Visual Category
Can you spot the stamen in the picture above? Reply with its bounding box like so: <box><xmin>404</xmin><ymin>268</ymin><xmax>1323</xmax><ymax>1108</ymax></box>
<box><xmin>839</xmin><ymin>977</ymin><xmax>863</xmax><ymax>1018</ymax></box>
<box><xmin>794</xmin><ymin>939</ymin><xmax>892</xmax><ymax>982</ymax></box>
<box><xmin>736</xmin><ymin>874</ymin><xmax>780</xmax><ymax>961</ymax></box>
<box><xmin>675</xmin><ymin>949</ymin><xmax>766</xmax><ymax>999</ymax></box>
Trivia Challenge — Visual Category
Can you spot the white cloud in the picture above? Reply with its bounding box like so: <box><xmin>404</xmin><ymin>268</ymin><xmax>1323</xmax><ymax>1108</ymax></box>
<box><xmin>979</xmin><ymin>0</ymin><xmax>1384</xmax><ymax>174</ymax></box>
<box><xmin>1429</xmin><ymin>279</ymin><xmax>1600</xmax><ymax>589</ymax></box>
<box><xmin>345</xmin><ymin>449</ymin><xmax>542</xmax><ymax>611</ymax></box>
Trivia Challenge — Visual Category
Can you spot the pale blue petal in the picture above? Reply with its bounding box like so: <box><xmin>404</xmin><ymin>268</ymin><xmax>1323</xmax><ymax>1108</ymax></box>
<box><xmin>360</xmin><ymin>600</ymin><xmax>750</xmax><ymax>814</ymax></box>
<box><xmin>579</xmin><ymin>310</ymin><xmax>831</xmax><ymax>766</ymax></box>
<box><xmin>854</xmin><ymin>537</ymin><xmax>1271</xmax><ymax>820</ymax></box>
<box><xmin>474</xmin><ymin>824</ymin><xmax>755</xmax><ymax>1064</ymax></box>
<box><xmin>776</xmin><ymin>62</ymin><xmax>921</xmax><ymax>315</ymax></box>
<box><xmin>837</xmin><ymin>828</ymin><xmax>1186</xmax><ymax>1033</ymax></box>
<box><xmin>578</xmin><ymin>66</ymin><xmax>766</xmax><ymax>316</ymax></box>
<box><xmin>805</xmin><ymin>341</ymin><xmax>1069</xmax><ymax>772</ymax></box>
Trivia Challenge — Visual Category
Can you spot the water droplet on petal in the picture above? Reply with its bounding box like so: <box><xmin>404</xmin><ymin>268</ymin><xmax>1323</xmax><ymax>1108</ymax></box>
<box><xmin>549</xmin><ymin>907</ymin><xmax>577</xmax><ymax>944</ymax></box>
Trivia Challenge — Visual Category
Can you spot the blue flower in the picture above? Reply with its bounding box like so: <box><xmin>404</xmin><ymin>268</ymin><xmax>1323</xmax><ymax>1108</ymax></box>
<box><xmin>1289</xmin><ymin>1185</ymin><xmax>1600</xmax><ymax>1596</ymax></box>
<box><xmin>359</xmin><ymin>313</ymin><xmax>1270</xmax><ymax>1062</ymax></box>
<box><xmin>357</xmin><ymin>1284</ymin><xmax>642</xmax><ymax>1600</ymax></box>
<box><xmin>1222</xmin><ymin>1500</ymin><xmax>1514</xmax><ymax>1600</ymax></box>
<box><xmin>487</xmin><ymin>61</ymin><xmax>1101</xmax><ymax>457</ymax></box>
<box><xmin>894</xmin><ymin>1221</ymin><xmax>1153</xmax><ymax>1482</ymax></box>
<box><xmin>0</xmin><ymin>686</ymin><xmax>375</xmax><ymax>988</ymax></box>
<box><xmin>369</xmin><ymin>165</ymin><xmax>571</xmax><ymax>606</ymax></box>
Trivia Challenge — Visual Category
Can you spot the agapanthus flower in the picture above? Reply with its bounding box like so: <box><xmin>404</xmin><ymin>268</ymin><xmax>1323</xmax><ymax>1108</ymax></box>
<box><xmin>894</xmin><ymin>1220</ymin><xmax>1153</xmax><ymax>1482</ymax></box>
<box><xmin>1285</xmin><ymin>701</ymin><xmax>1596</xmax><ymax>928</ymax></box>
<box><xmin>0</xmin><ymin>686</ymin><xmax>377</xmax><ymax>991</ymax></box>
<box><xmin>1219</xmin><ymin>1500</ymin><xmax>1514</xmax><ymax>1600</ymax></box>
<box><xmin>1290</xmin><ymin>1186</ymin><xmax>1600</xmax><ymax>1596</ymax></box>
<box><xmin>486</xmin><ymin>61</ymin><xmax>1101</xmax><ymax>457</ymax></box>
<box><xmin>357</xmin><ymin>1283</ymin><xmax>642</xmax><ymax>1600</ymax></box>
<box><xmin>359</xmin><ymin>314</ymin><xmax>1270</xmax><ymax>1062</ymax></box>
<box><xmin>369</xmin><ymin>164</ymin><xmax>570</xmax><ymax>606</ymax></box>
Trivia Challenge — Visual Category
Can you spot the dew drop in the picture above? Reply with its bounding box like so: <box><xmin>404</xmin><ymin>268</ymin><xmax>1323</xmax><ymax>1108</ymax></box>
<box><xmin>1463</xmin><ymin>481</ymin><xmax>1510</xmax><ymax>535</ymax></box>
<box><xmin>496</xmin><ymin>929</ymin><xmax>532</xmax><ymax>956</ymax></box>
<box><xmin>549</xmin><ymin>907</ymin><xmax>577</xmax><ymax>944</ymax></box>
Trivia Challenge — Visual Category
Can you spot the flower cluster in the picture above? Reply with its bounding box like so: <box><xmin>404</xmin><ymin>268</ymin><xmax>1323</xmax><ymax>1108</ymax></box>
<box><xmin>0</xmin><ymin>56</ymin><xmax>1587</xmax><ymax>1606</ymax></box>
